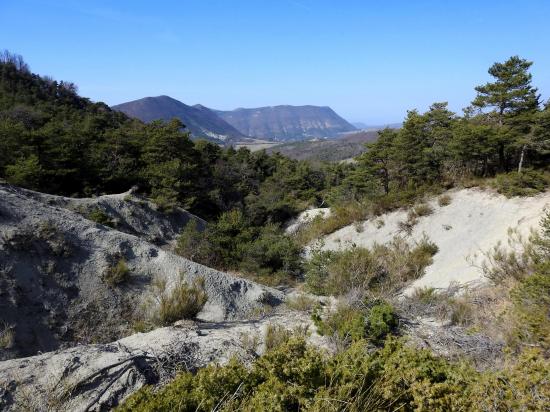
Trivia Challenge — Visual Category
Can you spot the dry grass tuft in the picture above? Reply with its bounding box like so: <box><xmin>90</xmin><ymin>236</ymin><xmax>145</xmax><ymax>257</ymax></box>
<box><xmin>149</xmin><ymin>276</ymin><xmax>208</xmax><ymax>326</ymax></box>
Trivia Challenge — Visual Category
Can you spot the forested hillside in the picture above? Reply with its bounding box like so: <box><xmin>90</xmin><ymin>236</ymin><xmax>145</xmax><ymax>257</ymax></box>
<box><xmin>1</xmin><ymin>51</ymin><xmax>549</xmax><ymax>282</ymax></box>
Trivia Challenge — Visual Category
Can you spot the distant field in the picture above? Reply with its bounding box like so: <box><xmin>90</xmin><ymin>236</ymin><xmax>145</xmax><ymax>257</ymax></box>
<box><xmin>233</xmin><ymin>139</ymin><xmax>281</xmax><ymax>151</ymax></box>
<box><xmin>265</xmin><ymin>130</ymin><xmax>379</xmax><ymax>162</ymax></box>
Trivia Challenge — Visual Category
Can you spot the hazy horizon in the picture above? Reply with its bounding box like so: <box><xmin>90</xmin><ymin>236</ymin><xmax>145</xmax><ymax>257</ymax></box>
<box><xmin>2</xmin><ymin>0</ymin><xmax>550</xmax><ymax>124</ymax></box>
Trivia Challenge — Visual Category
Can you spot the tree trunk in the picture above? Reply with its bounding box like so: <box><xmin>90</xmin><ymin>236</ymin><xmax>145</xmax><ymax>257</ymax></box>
<box><xmin>518</xmin><ymin>144</ymin><xmax>526</xmax><ymax>174</ymax></box>
<box><xmin>383</xmin><ymin>169</ymin><xmax>389</xmax><ymax>194</ymax></box>
<box><xmin>498</xmin><ymin>143</ymin><xmax>506</xmax><ymax>172</ymax></box>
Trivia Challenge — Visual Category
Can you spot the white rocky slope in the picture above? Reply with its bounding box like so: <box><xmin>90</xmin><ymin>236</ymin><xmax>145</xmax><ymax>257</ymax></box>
<box><xmin>20</xmin><ymin>185</ymin><xmax>207</xmax><ymax>246</ymax></box>
<box><xmin>318</xmin><ymin>188</ymin><xmax>550</xmax><ymax>293</ymax></box>
<box><xmin>0</xmin><ymin>184</ymin><xmax>283</xmax><ymax>359</ymax></box>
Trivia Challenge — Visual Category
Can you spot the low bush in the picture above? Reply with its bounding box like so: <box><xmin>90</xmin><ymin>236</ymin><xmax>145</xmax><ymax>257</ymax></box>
<box><xmin>87</xmin><ymin>208</ymin><xmax>116</xmax><ymax>228</ymax></box>
<box><xmin>118</xmin><ymin>337</ymin><xmax>550</xmax><ymax>411</ymax></box>
<box><xmin>313</xmin><ymin>303</ymin><xmax>366</xmax><ymax>342</ymax></box>
<box><xmin>493</xmin><ymin>169</ymin><xmax>549</xmax><ymax>197</ymax></box>
<box><xmin>410</xmin><ymin>286</ymin><xmax>439</xmax><ymax>305</ymax></box>
<box><xmin>313</xmin><ymin>300</ymin><xmax>398</xmax><ymax>345</ymax></box>
<box><xmin>305</xmin><ymin>236</ymin><xmax>438</xmax><ymax>297</ymax></box>
<box><xmin>366</xmin><ymin>301</ymin><xmax>399</xmax><ymax>343</ymax></box>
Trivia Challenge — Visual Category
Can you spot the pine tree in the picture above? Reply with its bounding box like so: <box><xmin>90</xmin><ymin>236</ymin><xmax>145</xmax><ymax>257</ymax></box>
<box><xmin>472</xmin><ymin>56</ymin><xmax>540</xmax><ymax>172</ymax></box>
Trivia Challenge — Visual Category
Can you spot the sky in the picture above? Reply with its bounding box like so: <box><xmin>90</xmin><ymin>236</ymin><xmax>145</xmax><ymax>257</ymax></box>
<box><xmin>1</xmin><ymin>0</ymin><xmax>550</xmax><ymax>124</ymax></box>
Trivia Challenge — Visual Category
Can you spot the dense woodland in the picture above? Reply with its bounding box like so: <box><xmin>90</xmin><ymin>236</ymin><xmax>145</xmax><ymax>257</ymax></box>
<box><xmin>1</xmin><ymin>51</ymin><xmax>550</xmax><ymax>410</ymax></box>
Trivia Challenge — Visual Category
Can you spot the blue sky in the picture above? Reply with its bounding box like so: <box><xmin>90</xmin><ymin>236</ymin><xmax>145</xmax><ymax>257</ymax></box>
<box><xmin>2</xmin><ymin>0</ymin><xmax>549</xmax><ymax>124</ymax></box>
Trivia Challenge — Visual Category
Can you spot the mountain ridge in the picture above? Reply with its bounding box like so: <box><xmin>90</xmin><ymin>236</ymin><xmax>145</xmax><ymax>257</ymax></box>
<box><xmin>214</xmin><ymin>104</ymin><xmax>356</xmax><ymax>141</ymax></box>
<box><xmin>112</xmin><ymin>95</ymin><xmax>247</xmax><ymax>143</ymax></box>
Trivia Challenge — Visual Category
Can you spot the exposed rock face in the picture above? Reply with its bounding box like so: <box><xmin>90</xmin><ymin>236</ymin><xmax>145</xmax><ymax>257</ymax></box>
<box><xmin>112</xmin><ymin>96</ymin><xmax>247</xmax><ymax>143</ymax></box>
<box><xmin>21</xmin><ymin>186</ymin><xmax>207</xmax><ymax>246</ymax></box>
<box><xmin>215</xmin><ymin>105</ymin><xmax>357</xmax><ymax>141</ymax></box>
<box><xmin>0</xmin><ymin>184</ymin><xmax>283</xmax><ymax>360</ymax></box>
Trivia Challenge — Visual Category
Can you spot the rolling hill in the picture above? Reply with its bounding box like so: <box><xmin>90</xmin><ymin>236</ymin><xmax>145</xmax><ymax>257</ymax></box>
<box><xmin>265</xmin><ymin>130</ymin><xmax>379</xmax><ymax>162</ymax></box>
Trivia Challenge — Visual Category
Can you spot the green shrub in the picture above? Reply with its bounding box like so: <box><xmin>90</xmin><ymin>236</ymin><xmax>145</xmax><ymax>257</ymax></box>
<box><xmin>176</xmin><ymin>214</ymin><xmax>303</xmax><ymax>285</ymax></box>
<box><xmin>153</xmin><ymin>277</ymin><xmax>207</xmax><ymax>325</ymax></box>
<box><xmin>104</xmin><ymin>258</ymin><xmax>130</xmax><ymax>286</ymax></box>
<box><xmin>366</xmin><ymin>302</ymin><xmax>398</xmax><ymax>343</ymax></box>
<box><xmin>313</xmin><ymin>304</ymin><xmax>367</xmax><ymax>342</ymax></box>
<box><xmin>493</xmin><ymin>169</ymin><xmax>549</xmax><ymax>197</ymax></box>
<box><xmin>175</xmin><ymin>220</ymin><xmax>207</xmax><ymax>262</ymax></box>
<box><xmin>240</xmin><ymin>223</ymin><xmax>303</xmax><ymax>282</ymax></box>
<box><xmin>313</xmin><ymin>300</ymin><xmax>397</xmax><ymax>345</ymax></box>
<box><xmin>509</xmin><ymin>273</ymin><xmax>550</xmax><ymax>350</ymax></box>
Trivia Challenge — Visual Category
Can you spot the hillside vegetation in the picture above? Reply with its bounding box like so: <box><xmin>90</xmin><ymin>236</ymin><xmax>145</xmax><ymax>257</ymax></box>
<box><xmin>1</xmin><ymin>50</ymin><xmax>549</xmax><ymax>410</ymax></box>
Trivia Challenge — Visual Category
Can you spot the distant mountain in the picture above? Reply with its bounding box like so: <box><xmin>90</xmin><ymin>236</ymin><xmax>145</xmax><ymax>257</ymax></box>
<box><xmin>112</xmin><ymin>96</ymin><xmax>247</xmax><ymax>143</ymax></box>
<box><xmin>214</xmin><ymin>105</ymin><xmax>356</xmax><ymax>141</ymax></box>
<box><xmin>265</xmin><ymin>130</ymin><xmax>379</xmax><ymax>162</ymax></box>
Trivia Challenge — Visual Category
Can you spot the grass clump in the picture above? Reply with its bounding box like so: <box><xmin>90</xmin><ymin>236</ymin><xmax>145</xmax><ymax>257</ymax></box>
<box><xmin>438</xmin><ymin>194</ymin><xmax>452</xmax><ymax>206</ymax></box>
<box><xmin>264</xmin><ymin>324</ymin><xmax>309</xmax><ymax>351</ymax></box>
<box><xmin>104</xmin><ymin>258</ymin><xmax>130</xmax><ymax>286</ymax></box>
<box><xmin>284</xmin><ymin>294</ymin><xmax>317</xmax><ymax>312</ymax></box>
<box><xmin>410</xmin><ymin>286</ymin><xmax>439</xmax><ymax>304</ymax></box>
<box><xmin>413</xmin><ymin>203</ymin><xmax>434</xmax><ymax>217</ymax></box>
<box><xmin>0</xmin><ymin>321</ymin><xmax>15</xmax><ymax>349</ymax></box>
<box><xmin>152</xmin><ymin>276</ymin><xmax>207</xmax><ymax>326</ymax></box>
